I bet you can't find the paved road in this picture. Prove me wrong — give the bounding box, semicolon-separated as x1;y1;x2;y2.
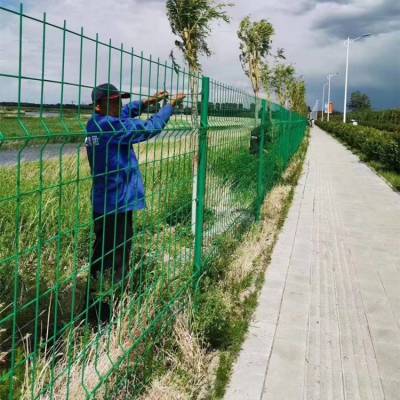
0;143;84;167
0;132;182;167
225;126;400;400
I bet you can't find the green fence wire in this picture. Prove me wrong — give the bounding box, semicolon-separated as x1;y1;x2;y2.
0;4;307;399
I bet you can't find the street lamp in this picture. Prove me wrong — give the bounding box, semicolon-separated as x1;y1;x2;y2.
327;72;339;122
321;82;328;121
343;33;372;123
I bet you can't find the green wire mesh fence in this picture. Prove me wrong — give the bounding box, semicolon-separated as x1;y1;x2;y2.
0;4;307;399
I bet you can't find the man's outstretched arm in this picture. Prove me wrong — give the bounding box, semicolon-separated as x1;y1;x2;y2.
121;91;170;118
110;94;186;144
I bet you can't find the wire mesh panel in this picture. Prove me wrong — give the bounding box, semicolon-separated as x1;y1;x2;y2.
0;5;307;399
202;80;258;255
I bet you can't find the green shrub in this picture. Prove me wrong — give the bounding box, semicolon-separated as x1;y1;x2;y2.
195;286;234;349
317;121;400;172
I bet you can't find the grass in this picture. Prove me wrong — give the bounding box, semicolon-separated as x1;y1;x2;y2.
367;160;400;191
0;114;193;150
0;146;194;323
0;116;86;142
0;126;259;398
16;280;194;399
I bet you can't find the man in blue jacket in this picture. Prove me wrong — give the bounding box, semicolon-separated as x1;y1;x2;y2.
86;83;184;318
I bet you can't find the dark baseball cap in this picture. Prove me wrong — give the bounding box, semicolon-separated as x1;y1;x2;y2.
91;83;130;104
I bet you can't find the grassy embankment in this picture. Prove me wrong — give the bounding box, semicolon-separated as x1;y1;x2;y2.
139;130;310;400
317;121;400;190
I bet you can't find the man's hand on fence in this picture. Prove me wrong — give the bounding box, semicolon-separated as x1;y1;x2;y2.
170;94;186;107
143;91;169;107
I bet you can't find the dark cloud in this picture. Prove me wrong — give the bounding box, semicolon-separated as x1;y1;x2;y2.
1;0;397;110
279;0;352;16
306;0;351;6
306;61;400;112
313;0;400;38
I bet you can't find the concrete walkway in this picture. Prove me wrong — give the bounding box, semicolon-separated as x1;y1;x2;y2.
225;126;400;400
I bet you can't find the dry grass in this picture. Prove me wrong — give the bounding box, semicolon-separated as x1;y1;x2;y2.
225;134;309;293
0;316;6;366
20;291;154;400
224;184;291;292
140;313;219;400
140;377;188;400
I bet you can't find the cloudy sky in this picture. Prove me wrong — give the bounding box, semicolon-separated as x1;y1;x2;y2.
0;0;399;110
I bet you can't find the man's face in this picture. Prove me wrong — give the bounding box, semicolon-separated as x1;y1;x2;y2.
96;97;122;117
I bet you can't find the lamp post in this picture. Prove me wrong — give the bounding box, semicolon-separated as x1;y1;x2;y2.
343;34;372;123
327;73;338;122
321;82;328;121
313;99;319;121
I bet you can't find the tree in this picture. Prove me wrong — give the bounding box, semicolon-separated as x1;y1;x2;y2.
348;91;371;112
261;53;308;115
271;63;295;107
166;0;232;120
261;48;285;99
166;0;232;232
238;17;275;102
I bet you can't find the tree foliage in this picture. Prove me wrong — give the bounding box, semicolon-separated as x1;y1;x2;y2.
261;63;273;99
348;91;372;112
262;61;308;115
290;78;308;116
166;0;232;73
238;17;275;97
270;63;295;107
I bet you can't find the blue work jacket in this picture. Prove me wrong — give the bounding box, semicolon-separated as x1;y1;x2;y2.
86;101;174;215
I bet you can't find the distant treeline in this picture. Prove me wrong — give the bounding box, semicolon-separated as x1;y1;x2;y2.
0;102;92;111
142;101;257;117
350;109;400;123
1;101;258;117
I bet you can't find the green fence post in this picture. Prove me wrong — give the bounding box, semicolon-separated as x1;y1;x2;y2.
193;76;210;290
256;99;267;221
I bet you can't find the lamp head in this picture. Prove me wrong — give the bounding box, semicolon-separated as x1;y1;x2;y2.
353;33;373;41
327;72;339;79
